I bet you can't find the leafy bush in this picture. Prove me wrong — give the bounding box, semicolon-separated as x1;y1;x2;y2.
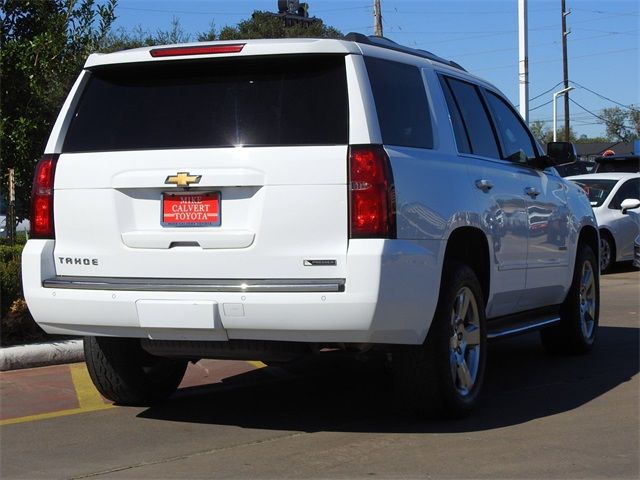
0;232;28;246
0;244;23;315
0;243;46;346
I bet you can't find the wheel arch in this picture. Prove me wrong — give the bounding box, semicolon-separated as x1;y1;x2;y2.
442;227;490;306
580;225;601;266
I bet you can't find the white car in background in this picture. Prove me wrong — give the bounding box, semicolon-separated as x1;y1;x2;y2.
567;173;640;272
0;197;30;239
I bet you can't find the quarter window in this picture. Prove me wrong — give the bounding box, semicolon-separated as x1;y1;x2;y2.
365;57;433;149
440;77;471;154
444;77;500;159
485;91;536;164
609;178;640;210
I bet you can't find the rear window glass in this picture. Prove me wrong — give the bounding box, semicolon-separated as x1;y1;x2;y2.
364;57;433;149
572;179;617;207
63;55;348;152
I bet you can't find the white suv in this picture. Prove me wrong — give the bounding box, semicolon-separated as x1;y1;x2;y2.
23;34;600;417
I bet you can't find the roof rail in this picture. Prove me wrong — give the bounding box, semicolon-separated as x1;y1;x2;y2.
344;32;466;72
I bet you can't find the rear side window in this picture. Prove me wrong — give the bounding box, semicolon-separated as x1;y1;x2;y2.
63;55;348;152
364;57;433;149
485;91;536;164
443;76;500;159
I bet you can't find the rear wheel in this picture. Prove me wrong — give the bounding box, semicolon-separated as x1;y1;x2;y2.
393;262;486;418
84;336;187;406
540;244;599;354
599;232;615;273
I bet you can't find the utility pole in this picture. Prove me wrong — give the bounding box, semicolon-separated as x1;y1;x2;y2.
374;0;383;37
518;0;529;124
561;0;571;141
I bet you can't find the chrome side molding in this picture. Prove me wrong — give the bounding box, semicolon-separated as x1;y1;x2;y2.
43;276;346;293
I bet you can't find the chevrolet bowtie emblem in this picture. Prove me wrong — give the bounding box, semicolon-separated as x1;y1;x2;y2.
165;172;202;187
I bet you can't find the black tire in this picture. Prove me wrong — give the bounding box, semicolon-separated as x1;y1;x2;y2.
540;244;599;355
84;336;188;406
393;262;487;419
599;232;615;274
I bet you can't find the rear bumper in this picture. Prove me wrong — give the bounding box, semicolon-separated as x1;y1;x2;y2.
22;239;441;345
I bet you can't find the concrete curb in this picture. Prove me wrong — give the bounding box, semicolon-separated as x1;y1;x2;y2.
0;339;84;371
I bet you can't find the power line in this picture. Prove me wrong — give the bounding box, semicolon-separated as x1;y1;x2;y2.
529;99;554;112
118;6;248;16
578;28;639;36
530;81;565;102
314;5;370;13
515;82;564;109
569;98;633;131
571;8;640;17
473;47;637;72
386;5;558;16
570;81;639;111
444;30;638;59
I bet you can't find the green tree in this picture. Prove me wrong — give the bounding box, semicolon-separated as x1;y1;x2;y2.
100;18;190;53
629;107;640;137
529;120;551;145
528;120;577;146
600;106;640;142
198;10;342;41
1;0;117;221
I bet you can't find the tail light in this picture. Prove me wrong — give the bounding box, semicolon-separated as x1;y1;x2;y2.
348;145;396;238
30;154;59;239
150;44;245;57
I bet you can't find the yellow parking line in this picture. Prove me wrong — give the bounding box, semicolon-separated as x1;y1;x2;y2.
0;404;113;426
2;361;269;426
69;363;111;410
0;364;113;427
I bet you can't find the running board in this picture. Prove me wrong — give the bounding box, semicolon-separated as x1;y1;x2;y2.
487;307;562;340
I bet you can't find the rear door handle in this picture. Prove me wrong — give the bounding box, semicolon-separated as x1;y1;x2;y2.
525;186;541;198
475;179;494;192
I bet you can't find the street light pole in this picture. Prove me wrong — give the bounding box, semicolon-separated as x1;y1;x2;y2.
518;0;529;123
553;86;574;142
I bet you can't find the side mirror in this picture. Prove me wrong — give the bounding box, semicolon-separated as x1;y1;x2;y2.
621;198;640;214
546;141;577;166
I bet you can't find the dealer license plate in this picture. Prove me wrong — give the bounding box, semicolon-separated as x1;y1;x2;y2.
161;192;221;227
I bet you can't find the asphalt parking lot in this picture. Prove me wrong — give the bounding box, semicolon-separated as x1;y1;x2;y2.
1;265;638;479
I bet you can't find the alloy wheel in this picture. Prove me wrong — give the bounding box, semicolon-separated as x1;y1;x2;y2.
579;260;596;340
600;237;611;271
449;287;481;396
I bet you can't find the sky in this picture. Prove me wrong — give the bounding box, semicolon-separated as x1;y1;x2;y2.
110;0;640;139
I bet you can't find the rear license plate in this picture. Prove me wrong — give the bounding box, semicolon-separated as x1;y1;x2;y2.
161;192;220;227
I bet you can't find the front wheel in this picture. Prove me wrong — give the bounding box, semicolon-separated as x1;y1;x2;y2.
600;234;614;273
393;262;487;418
540;244;599;355
84;336;188;406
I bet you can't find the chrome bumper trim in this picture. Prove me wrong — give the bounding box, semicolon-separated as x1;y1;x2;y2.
43;276;346;293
